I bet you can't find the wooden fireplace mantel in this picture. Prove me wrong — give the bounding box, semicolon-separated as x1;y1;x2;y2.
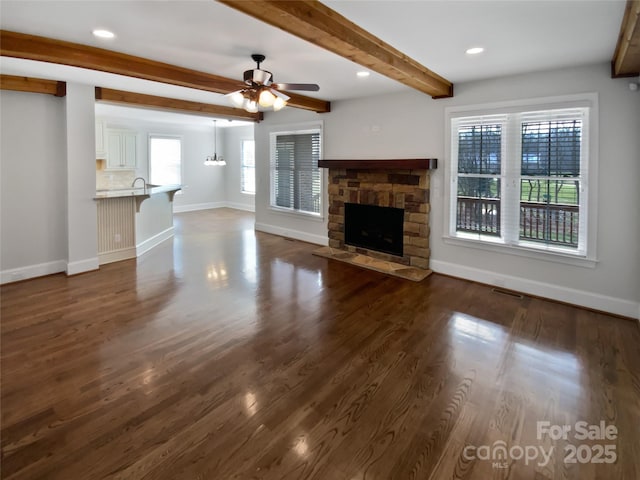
318;159;437;170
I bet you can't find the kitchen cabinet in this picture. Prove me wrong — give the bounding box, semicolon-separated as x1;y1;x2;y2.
95;120;106;159
106;129;137;170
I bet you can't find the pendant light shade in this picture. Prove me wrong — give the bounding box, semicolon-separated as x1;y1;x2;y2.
229;91;245;108
258;89;276;107
245;100;259;113
204;120;226;166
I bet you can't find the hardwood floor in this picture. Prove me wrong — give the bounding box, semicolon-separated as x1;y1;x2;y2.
1;208;639;480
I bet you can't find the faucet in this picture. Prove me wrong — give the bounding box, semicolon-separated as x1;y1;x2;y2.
132;177;146;191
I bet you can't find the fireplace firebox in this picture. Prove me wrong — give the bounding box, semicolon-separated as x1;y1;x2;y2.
344;203;404;257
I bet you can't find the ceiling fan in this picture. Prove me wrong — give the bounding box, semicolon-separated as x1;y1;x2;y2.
227;54;320;113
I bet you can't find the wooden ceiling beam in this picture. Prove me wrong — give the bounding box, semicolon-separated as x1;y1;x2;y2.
0;30;330;113
95;87;263;122
218;0;453;98
612;0;640;77
0;74;66;96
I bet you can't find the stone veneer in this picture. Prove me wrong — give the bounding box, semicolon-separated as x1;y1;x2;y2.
327;168;431;270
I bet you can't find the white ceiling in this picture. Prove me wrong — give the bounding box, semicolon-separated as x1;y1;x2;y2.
0;0;627;123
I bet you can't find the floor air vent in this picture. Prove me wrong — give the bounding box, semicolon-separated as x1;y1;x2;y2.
491;287;524;299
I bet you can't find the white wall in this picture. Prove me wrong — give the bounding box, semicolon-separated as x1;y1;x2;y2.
254;63;640;318
0;90;68;281
65;83;99;275
96;116;227;212
223;124;255;212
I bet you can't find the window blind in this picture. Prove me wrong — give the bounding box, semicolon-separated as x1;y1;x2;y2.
452;115;506;239
518;113;584;250
272;131;321;214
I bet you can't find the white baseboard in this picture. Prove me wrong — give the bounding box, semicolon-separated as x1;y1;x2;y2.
174;201;255;214
98;247;137;265
430;259;640;319
66;257;99;276
173;202;226;213
255;222;328;246
136;226;174;257
225;201;255;212
1;260;66;284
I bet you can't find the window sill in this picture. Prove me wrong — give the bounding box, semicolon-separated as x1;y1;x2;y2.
442;235;597;268
269;206;324;222
241;191;256;196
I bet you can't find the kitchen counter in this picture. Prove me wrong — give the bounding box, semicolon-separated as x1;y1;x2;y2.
95;184;181;265
94;184;181;199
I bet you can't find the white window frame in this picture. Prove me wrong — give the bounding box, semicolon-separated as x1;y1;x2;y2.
269;123;324;220
148;134;183;187
240;138;256;195
444;93;598;267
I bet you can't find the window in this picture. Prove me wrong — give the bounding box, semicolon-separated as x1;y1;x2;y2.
447;96;595;259
270;128;322;216
456;122;503;237
149;135;182;185
241;139;255;194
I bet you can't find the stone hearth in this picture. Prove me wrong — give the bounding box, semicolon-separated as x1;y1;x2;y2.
315;159;436;281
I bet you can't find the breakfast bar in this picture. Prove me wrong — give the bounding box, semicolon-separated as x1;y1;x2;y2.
94;184;181;264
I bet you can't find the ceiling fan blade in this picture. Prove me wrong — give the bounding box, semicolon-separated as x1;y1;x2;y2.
272;83;320;92
270;88;290;101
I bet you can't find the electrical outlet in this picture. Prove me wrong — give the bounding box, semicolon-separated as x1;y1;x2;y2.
115;233;121;243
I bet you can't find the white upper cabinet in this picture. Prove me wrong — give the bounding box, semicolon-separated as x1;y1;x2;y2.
106;128;137;170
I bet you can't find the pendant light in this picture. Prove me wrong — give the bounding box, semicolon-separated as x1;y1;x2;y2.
204;120;226;166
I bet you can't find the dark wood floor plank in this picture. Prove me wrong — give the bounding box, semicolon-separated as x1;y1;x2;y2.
1;208;638;480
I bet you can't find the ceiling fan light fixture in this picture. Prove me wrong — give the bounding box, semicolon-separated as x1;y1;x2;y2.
273;96;287;111
229;91;245;108
228;54;315;113
245;100;259;113
258;88;276;107
245;68;273;86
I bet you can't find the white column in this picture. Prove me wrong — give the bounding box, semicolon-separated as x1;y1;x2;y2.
65;82;99;275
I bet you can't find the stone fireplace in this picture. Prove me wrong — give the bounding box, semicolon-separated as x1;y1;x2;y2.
314;159;436;281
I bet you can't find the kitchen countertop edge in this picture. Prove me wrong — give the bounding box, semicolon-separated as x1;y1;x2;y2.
94;184;182;200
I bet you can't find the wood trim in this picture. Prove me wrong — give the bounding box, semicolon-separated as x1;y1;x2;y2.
280;91;331;114
0;30;331;113
318;159;437;169
612;0;640;77
0;74;66;96
218;0;453;99
95;87;263;122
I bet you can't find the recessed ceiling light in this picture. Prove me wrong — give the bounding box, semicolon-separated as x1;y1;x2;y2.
357;71;370;78
466;47;484;55
92;29;115;39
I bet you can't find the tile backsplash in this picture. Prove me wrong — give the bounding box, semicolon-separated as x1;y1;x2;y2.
96;160;137;190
